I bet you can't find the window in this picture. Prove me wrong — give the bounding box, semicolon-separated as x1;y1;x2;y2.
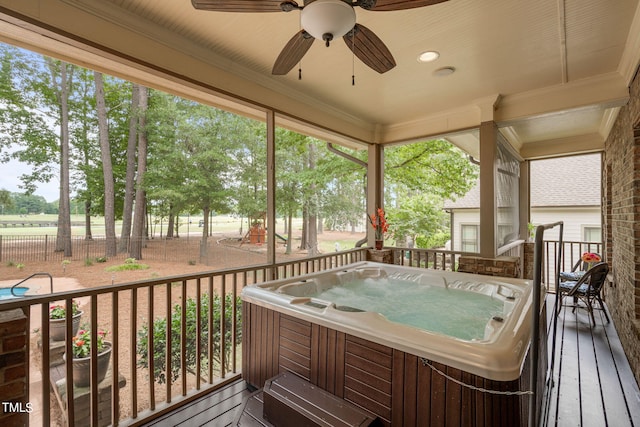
583;226;602;243
461;224;479;252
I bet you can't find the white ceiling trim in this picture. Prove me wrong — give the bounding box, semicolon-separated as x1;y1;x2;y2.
618;1;640;84
520;133;603;160
496;72;629;124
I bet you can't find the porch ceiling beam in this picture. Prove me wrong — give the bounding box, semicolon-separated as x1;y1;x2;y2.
519;132;604;160
495;72;629;125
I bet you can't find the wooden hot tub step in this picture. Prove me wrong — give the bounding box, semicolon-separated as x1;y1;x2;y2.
234;390;274;427
262;372;380;427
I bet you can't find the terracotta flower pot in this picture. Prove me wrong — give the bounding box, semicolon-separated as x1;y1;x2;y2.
375;240;383;250
65;342;112;388
49;311;83;341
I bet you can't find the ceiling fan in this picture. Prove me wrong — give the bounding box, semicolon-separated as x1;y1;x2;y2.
191;0;449;76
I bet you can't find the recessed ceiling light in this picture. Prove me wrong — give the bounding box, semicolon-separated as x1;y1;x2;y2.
433;66;455;76
418;51;440;63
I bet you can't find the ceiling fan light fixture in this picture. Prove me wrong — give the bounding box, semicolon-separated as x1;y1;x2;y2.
418;50;440;63
301;0;356;44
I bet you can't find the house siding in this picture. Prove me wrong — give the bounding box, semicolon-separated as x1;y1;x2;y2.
449;208;600;252
603;66;640;386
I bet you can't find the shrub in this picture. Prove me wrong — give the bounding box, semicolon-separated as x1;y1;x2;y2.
136;293;242;384
105;258;149;272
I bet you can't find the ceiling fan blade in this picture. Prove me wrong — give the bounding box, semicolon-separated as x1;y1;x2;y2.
343;24;396;74
191;0;286;12
364;0;449;11
272;31;315;75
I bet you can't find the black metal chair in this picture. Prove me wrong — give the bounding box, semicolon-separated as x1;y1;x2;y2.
557;261;610;326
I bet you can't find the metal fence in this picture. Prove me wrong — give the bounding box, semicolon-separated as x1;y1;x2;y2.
0;235;238;265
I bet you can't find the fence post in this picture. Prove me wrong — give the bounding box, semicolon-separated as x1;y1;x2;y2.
44;235;48;261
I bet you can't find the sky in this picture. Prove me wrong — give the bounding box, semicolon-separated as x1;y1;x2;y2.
0;157;60;202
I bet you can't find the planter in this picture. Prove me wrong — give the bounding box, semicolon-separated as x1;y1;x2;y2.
65;342;112;388
375;240;383;250
50;311;83;341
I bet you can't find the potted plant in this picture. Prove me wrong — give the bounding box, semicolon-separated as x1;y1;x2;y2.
581;252;601;270
368;208;389;250
65;328;112;387
49;300;83;341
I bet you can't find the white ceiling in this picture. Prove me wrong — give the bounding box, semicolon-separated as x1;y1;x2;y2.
0;0;638;159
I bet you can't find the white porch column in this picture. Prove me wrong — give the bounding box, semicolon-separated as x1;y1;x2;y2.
266;110;276;273
519;160;531;240
479;121;498;258
367;143;384;247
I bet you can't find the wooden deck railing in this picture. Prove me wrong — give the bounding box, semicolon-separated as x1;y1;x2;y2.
0;240;600;425
0;248;369;426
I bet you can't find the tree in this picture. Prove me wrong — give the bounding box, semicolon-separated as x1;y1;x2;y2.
119;83;141;252
94;71;117;256
130;86;148;260
45;58;74;256
0;189;14;213
384;139;478;245
275;128;307;254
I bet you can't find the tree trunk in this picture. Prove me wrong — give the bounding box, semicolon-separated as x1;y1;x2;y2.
200;206;210;263
84;199;93;240
119;83;141;253
300;205;307;250
130;86;148;260
166;206;175;239
50;60;72;257
307;143;318;256
285;211;293;255
46;58;73;257
94;71;117;257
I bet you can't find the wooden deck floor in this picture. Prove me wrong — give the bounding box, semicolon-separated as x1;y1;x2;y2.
542;294;640;427
141;295;640;427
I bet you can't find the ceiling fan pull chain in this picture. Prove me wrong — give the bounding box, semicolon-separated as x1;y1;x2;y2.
351;30;356;86
299;66;302;80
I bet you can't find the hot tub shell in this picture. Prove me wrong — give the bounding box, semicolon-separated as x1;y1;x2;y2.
242;262;547;426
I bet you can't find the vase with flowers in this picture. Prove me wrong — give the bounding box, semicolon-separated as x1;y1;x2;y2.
581;252;601;270
368;208;389;250
49;300;83;341
64;328;111;387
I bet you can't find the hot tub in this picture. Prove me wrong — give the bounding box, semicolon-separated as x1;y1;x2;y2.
0;286;38;300
242;261;547;427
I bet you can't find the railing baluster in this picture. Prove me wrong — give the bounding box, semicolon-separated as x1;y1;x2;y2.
65;298;75;426
90;295;99;426
112;291;121;423
196;278;202;391
208;276;214;384
232;273;238;374
165;282;171;403
181;280;187;397
131;287;138;418
220;275;226;379
147;286;154;411
41;303;51;427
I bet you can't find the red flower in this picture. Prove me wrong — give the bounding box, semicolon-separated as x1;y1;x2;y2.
581;252;601;263
368;208;389;239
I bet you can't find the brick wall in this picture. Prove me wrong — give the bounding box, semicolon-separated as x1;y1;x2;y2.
603;67;640;386
0;309;29;427
457;255;520;278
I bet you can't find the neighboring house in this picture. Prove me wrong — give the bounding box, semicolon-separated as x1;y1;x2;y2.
444;154;601;252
